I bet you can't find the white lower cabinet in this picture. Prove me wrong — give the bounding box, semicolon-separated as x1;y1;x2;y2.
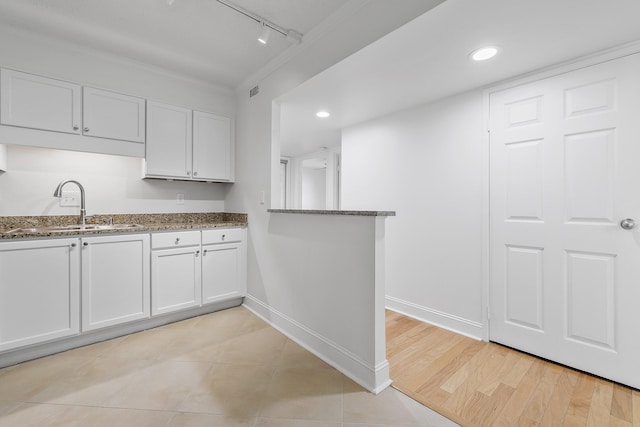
0;226;246;355
81;234;150;331
0;238;80;352
150;228;246;315
151;231;202;316
201;228;246;305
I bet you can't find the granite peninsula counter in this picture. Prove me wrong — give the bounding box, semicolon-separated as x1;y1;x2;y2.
268;209;395;216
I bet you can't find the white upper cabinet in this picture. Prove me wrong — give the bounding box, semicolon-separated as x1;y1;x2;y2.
0;68;81;134
0;68;145;157
193;110;232;181
145;102;234;182
145;101;192;179
82;86;145;143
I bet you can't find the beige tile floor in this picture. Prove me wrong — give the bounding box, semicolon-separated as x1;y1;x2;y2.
0;306;459;427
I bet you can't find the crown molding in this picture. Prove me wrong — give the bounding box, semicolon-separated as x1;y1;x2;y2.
237;0;371;93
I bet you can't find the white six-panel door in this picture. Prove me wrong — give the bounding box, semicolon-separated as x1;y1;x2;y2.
489;53;640;389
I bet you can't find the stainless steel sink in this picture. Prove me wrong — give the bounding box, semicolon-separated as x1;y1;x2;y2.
4;224;145;234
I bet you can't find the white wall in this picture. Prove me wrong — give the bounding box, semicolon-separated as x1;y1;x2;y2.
0;26;234;216
301;167;326;210
0;145;225;216
225;1;441;391
341;90;485;338
245;213;389;392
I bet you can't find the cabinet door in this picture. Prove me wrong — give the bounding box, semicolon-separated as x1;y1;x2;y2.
145;101;192;179
0;68;81;134
151;246;201;315
193;110;232;181
83;87;145;143
0;238;80;352
201;242;244;305
81;234;150;331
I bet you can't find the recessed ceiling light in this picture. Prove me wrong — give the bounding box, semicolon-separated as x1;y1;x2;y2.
470;46;499;61
316;111;330;118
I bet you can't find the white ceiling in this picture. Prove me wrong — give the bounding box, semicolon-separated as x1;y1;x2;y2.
0;0;350;88
279;0;640;156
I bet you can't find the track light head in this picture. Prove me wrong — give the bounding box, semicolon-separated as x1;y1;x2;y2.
258;23;270;45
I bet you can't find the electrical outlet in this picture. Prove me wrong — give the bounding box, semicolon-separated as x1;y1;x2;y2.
59;190;81;207
176;193;185;205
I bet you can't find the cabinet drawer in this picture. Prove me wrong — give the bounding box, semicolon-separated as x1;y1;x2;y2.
152;230;200;249
202;228;243;245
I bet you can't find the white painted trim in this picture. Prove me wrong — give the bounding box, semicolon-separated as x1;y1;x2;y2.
270;100;282;209
0;144;6;171
238;0;371;92
0;123;145;158
0;26;234;98
371;216;389;393
481;40;640;345
386;296;483;341
483;39;640;97
243;295;392;394
481;86;491;343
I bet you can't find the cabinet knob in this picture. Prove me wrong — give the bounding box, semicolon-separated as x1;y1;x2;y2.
175;237;180;244
195;250;200;257
73;125;79;131
194;171;198;177
70;243;77;248
83;242;89;247
186;171;191;176
83;127;90;133
203;249;208;255
221;234;225;241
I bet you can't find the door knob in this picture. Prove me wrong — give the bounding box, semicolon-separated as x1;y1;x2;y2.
620;218;636;230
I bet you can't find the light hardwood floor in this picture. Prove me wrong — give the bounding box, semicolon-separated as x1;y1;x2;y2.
386;310;640;427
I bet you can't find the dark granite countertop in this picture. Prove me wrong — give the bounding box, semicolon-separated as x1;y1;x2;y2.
268;209;395;216
0;212;247;240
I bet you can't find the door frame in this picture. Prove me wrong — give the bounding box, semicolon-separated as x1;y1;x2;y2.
480;40;640;342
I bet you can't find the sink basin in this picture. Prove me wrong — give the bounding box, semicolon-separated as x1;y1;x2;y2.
5;224;145;234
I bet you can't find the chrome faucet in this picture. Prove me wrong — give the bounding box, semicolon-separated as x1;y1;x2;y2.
53;179;87;225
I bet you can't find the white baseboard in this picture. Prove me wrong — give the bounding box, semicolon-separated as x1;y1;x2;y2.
386;296;484;340
243;295;391;394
